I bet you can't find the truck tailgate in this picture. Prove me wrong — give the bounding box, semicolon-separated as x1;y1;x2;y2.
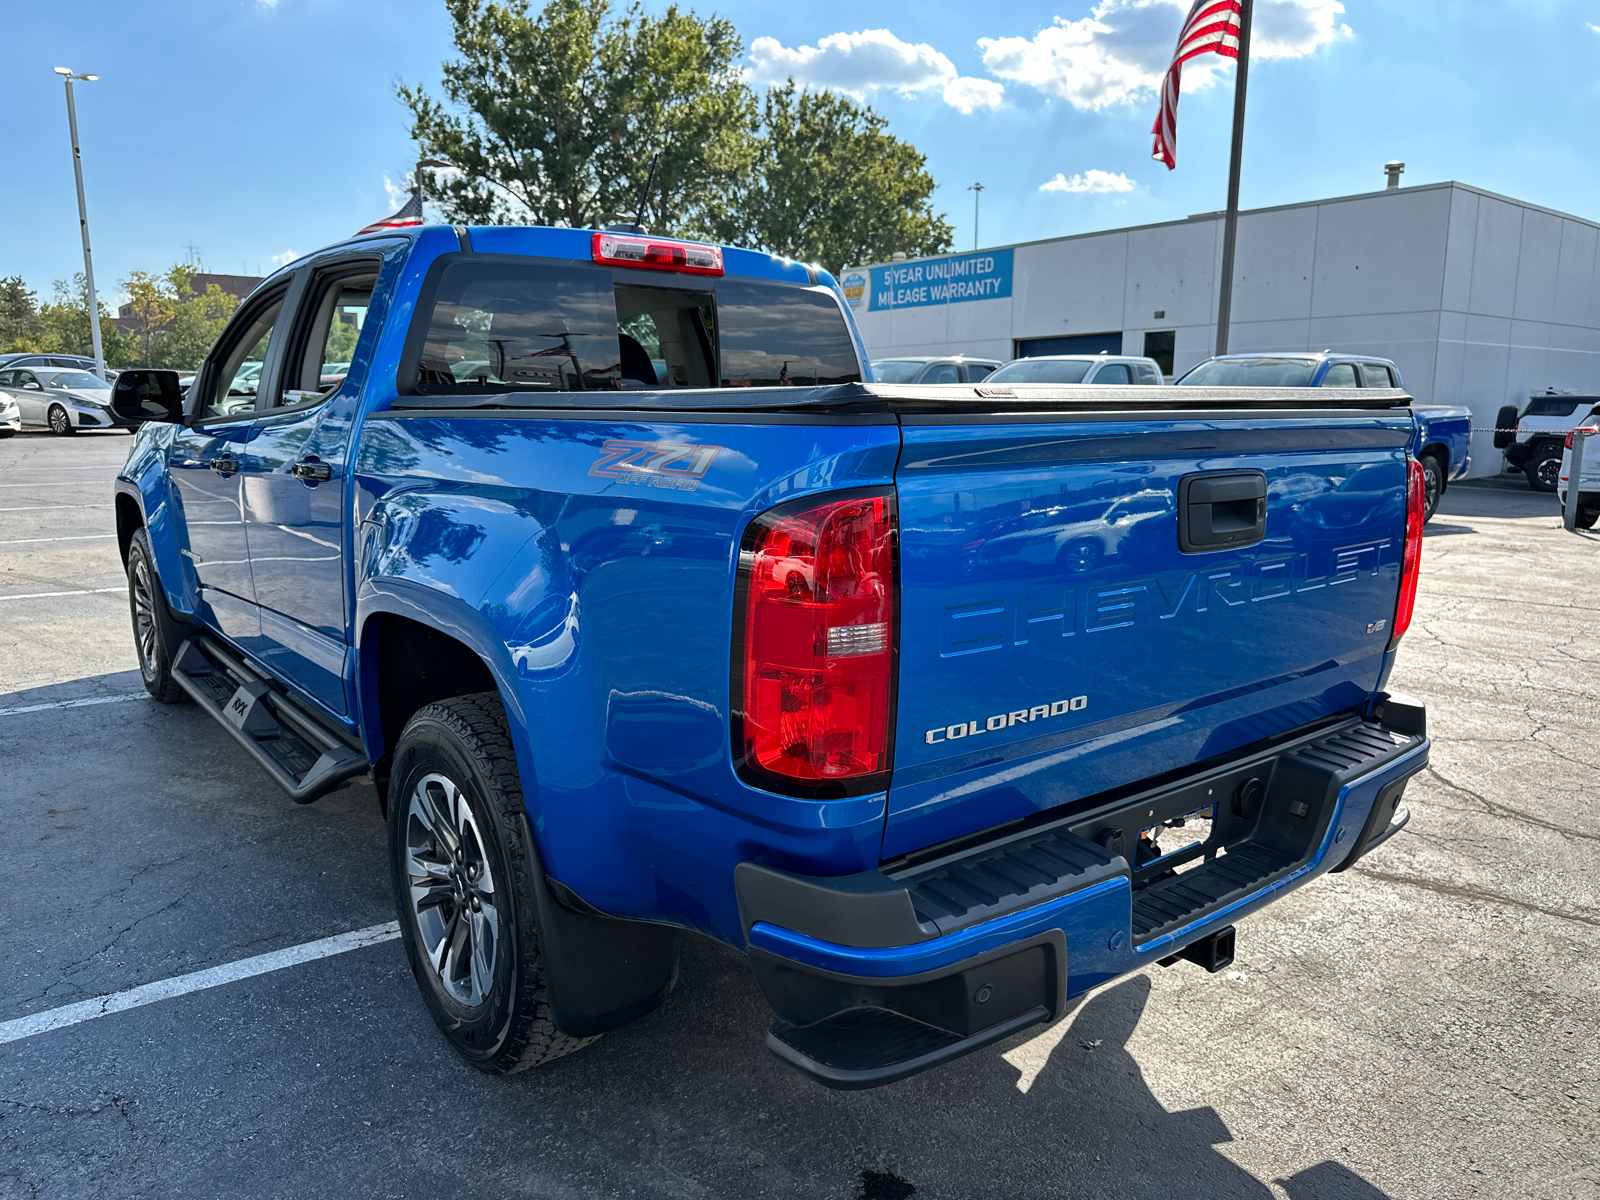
886;408;1413;859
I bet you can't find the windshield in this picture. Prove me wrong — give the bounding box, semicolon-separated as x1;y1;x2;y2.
871;360;925;384
986;359;1093;385
44;371;106;391
1179;357;1318;387
408;260;861;395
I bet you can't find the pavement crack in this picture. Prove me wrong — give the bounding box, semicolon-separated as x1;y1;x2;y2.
1423;766;1600;843
1354;867;1600;929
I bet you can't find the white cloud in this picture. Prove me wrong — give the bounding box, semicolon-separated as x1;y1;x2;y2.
1040;169;1135;193
748;29;1004;112
943;76;1005;113
269;250;299;267
980;0;1350;111
382;174;410;211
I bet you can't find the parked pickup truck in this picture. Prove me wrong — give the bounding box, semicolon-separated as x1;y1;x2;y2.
109;225;1430;1090
1410;405;1471;521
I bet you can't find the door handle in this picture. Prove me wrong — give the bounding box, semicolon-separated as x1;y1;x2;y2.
291;460;333;482
1178;471;1267;553
209;456;238;475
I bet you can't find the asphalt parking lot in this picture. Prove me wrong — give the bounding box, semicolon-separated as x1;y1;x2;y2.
1;431;1596;1200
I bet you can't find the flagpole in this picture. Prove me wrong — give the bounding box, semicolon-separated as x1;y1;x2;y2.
1214;0;1253;356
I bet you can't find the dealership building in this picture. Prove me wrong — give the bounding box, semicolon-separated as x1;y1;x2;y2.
842;179;1600;478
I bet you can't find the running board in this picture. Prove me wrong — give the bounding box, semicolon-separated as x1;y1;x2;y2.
170;637;369;803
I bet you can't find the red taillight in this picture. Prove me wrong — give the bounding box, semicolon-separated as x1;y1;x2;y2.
1390;457;1425;647
1565;424;1599;449
591;231;724;276
734;491;896;794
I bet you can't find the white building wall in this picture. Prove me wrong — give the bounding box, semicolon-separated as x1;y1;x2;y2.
849;182;1600;477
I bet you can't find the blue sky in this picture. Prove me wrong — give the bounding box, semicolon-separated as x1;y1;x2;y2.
5;0;1600;303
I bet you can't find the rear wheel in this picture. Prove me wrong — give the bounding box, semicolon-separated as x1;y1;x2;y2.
1577;508;1599;531
47;404;74;436
127;529;189;704
389;692;595;1074
1421;455;1445;522
1525;444;1561;492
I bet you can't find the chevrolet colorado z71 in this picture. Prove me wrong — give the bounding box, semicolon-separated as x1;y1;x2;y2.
109;224;1430;1088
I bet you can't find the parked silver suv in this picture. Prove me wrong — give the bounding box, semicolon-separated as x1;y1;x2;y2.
870;355;1002;384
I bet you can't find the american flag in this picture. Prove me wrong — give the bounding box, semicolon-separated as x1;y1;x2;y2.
1151;0;1243;170
355;190;423;236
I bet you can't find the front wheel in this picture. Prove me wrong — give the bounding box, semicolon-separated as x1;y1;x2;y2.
47;405;75;436
1421;455;1444;522
127;529;189;704
388;692;595;1074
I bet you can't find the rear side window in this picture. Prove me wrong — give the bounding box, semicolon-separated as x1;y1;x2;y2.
405;259;861;395
1179;358;1317;387
1359;362;1395;388
1093;363;1132;384
871;360;925;384
963;363;995;382
1321;363;1358;387
1134;362;1161;385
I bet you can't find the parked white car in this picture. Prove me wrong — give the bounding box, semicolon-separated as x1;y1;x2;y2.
0;367;124;434
984;354;1165;386
0;393;19;437
1558;417;1600;529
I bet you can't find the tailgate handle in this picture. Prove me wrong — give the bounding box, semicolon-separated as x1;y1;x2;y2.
1178;471;1267;553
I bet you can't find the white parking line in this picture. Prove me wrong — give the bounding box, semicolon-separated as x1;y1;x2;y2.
0;504;113;511
0;587;123;602
0;693;147;717
0;922;402;1047
0;533;117;545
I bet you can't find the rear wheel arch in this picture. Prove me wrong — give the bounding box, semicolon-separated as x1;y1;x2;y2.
359;612;508;812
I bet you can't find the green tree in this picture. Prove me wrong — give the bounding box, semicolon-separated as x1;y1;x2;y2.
121;270;179;362
37;275;137;366
398;0;756;233
714;84;953;277
149;276;239;371
0;277;44;351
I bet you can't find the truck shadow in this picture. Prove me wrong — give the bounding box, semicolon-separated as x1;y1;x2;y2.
527;937;1395;1200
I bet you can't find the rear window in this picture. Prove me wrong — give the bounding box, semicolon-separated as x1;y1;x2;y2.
1179;357;1318;387
406;258;861;396
1524;396;1589;418
986;359;1093;384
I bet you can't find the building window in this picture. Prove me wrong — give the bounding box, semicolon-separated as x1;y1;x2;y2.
1143;330;1175;377
1015;332;1123;358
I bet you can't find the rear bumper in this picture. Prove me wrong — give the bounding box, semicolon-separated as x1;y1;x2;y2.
739;700;1429;1088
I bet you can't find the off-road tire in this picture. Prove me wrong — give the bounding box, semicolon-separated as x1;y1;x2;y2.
126;528;189;705
388;691;596;1074
1525;444;1562;493
1421;454;1445;522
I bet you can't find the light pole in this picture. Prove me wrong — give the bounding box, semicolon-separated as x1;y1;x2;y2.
967;181;984;251
53;67;105;381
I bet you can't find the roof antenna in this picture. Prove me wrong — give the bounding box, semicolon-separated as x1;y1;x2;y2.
633;152;661;232
602;152;660;235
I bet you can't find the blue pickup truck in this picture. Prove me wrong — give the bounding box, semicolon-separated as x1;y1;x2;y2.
109;225;1430;1089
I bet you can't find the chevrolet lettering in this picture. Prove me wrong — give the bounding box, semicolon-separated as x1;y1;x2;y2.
112;218;1430;1093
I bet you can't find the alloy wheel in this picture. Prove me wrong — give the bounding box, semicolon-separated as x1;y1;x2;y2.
1536;456;1561;489
48;405;70;435
130;555;159;680
404;772;500;1008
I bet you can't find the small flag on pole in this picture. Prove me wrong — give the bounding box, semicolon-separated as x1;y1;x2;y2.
355;191;423;236
1152;0;1243;170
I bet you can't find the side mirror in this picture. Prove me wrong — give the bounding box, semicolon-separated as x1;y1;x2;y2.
111;369;184;424
22;381;41;390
